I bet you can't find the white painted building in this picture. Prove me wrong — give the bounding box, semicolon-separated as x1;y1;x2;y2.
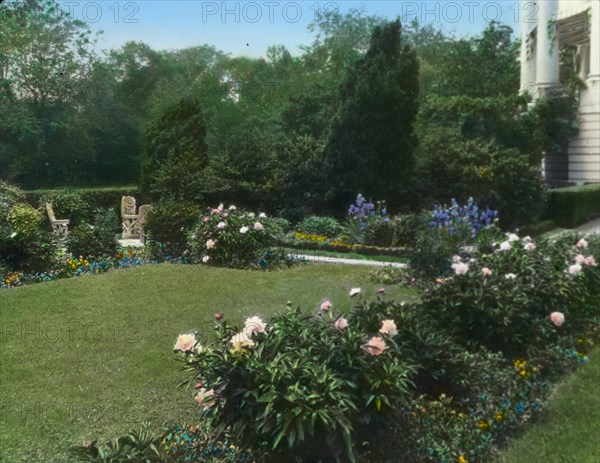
519;0;600;184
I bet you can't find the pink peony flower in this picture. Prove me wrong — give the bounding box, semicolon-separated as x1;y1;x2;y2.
568;263;582;275
451;262;469;275
239;226;249;234
320;300;332;312
379;319;398;337
364;336;386;356
575;254;586;264
550;311;565;327
217;222;226;229
195;388;216;408
174;333;197;352
576;238;588;248
253;222;264;231
206;239;216;249
211;209;221;214
584;255;596;266
349;287;361;297
334;317;348;330
524;242;536;252
244;316;267;334
481;267;492;276
202;256;210;263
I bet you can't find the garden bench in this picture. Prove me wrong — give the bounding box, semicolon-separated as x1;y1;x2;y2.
46;203;70;237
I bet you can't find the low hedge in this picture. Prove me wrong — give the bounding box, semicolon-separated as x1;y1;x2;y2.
22;186;144;217
278;237;409;258
543;184;600;228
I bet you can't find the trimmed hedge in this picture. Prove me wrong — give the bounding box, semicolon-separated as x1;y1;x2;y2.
543;184;600;228
22;186;143;217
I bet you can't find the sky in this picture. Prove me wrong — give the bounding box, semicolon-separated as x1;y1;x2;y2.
53;1;524;57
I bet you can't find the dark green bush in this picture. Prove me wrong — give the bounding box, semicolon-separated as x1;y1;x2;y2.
145;201;202;258
542;184;600;228
37;190;90;226
296;215;341;238
67;208;119;260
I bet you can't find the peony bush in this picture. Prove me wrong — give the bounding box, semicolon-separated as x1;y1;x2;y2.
188;204;276;268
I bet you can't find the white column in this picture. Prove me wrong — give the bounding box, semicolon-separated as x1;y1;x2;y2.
520;0;533;93
536;0;560;95
589;0;600;80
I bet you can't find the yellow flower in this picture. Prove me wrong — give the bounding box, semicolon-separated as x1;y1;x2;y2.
495;412;503;422
458;455;468;463
478;420;489;430
519;369;528;377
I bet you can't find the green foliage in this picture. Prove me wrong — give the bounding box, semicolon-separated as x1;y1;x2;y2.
144;201;202;258
367;266;409;285
67;209;119;260
7;203;44;236
297;216;341;238
177;303;417;461
543;184;600;228
38;190;90;226
141;96;209;202
419;236;591;356
188;206;275;268
410;227;464;278
325;19;420;207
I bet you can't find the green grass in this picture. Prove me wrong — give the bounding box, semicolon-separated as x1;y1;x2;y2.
0;263;417;462
494;347;600;463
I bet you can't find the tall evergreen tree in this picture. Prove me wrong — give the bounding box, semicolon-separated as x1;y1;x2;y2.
324;20;420;208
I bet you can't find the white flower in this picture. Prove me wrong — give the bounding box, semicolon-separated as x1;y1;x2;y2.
481;267;492;276
10;232;17;238
451;262;469;275
576;238;588;249
575;254;586;265
522;236;532;242
498;241;512;251
504;273;517;280
217;221;226;229
379;319;398;336
524;242;536;252
506;233;520;242
253;222;263;231
239;226;249;234
568;263;582;275
206;239;216;249
244;316;267;335
349;287;361;297
174;333;197;352
230;332;255;351
202;256;210;263
259;212;267;219
217;203;224;211
247;212;255;219
452;255;461;264
229;205;236;211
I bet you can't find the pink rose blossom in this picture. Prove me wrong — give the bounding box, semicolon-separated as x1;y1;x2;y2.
576;238;588;248
364;336;386;356
379;319;398;337
174;333;197;352
320;300;332;312
253;222;264;231
451;262;469;275
334;317;348;330
568;263;582;275
195;388;216;408
481;267;492;276
575;254;586;264
550;312;565;327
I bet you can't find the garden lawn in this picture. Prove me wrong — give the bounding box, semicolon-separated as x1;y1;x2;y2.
495;346;600;463
0;263;417;462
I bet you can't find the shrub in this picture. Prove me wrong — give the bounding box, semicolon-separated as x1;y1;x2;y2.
368;266;410;285
188;205;276;268
388;213;429;248
175;303;417;461
418;234;590;356
67;208;119;260
542;183;600;228
7;203;44;236
144;201;202;258
38;190;90;226
296;216;341;238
